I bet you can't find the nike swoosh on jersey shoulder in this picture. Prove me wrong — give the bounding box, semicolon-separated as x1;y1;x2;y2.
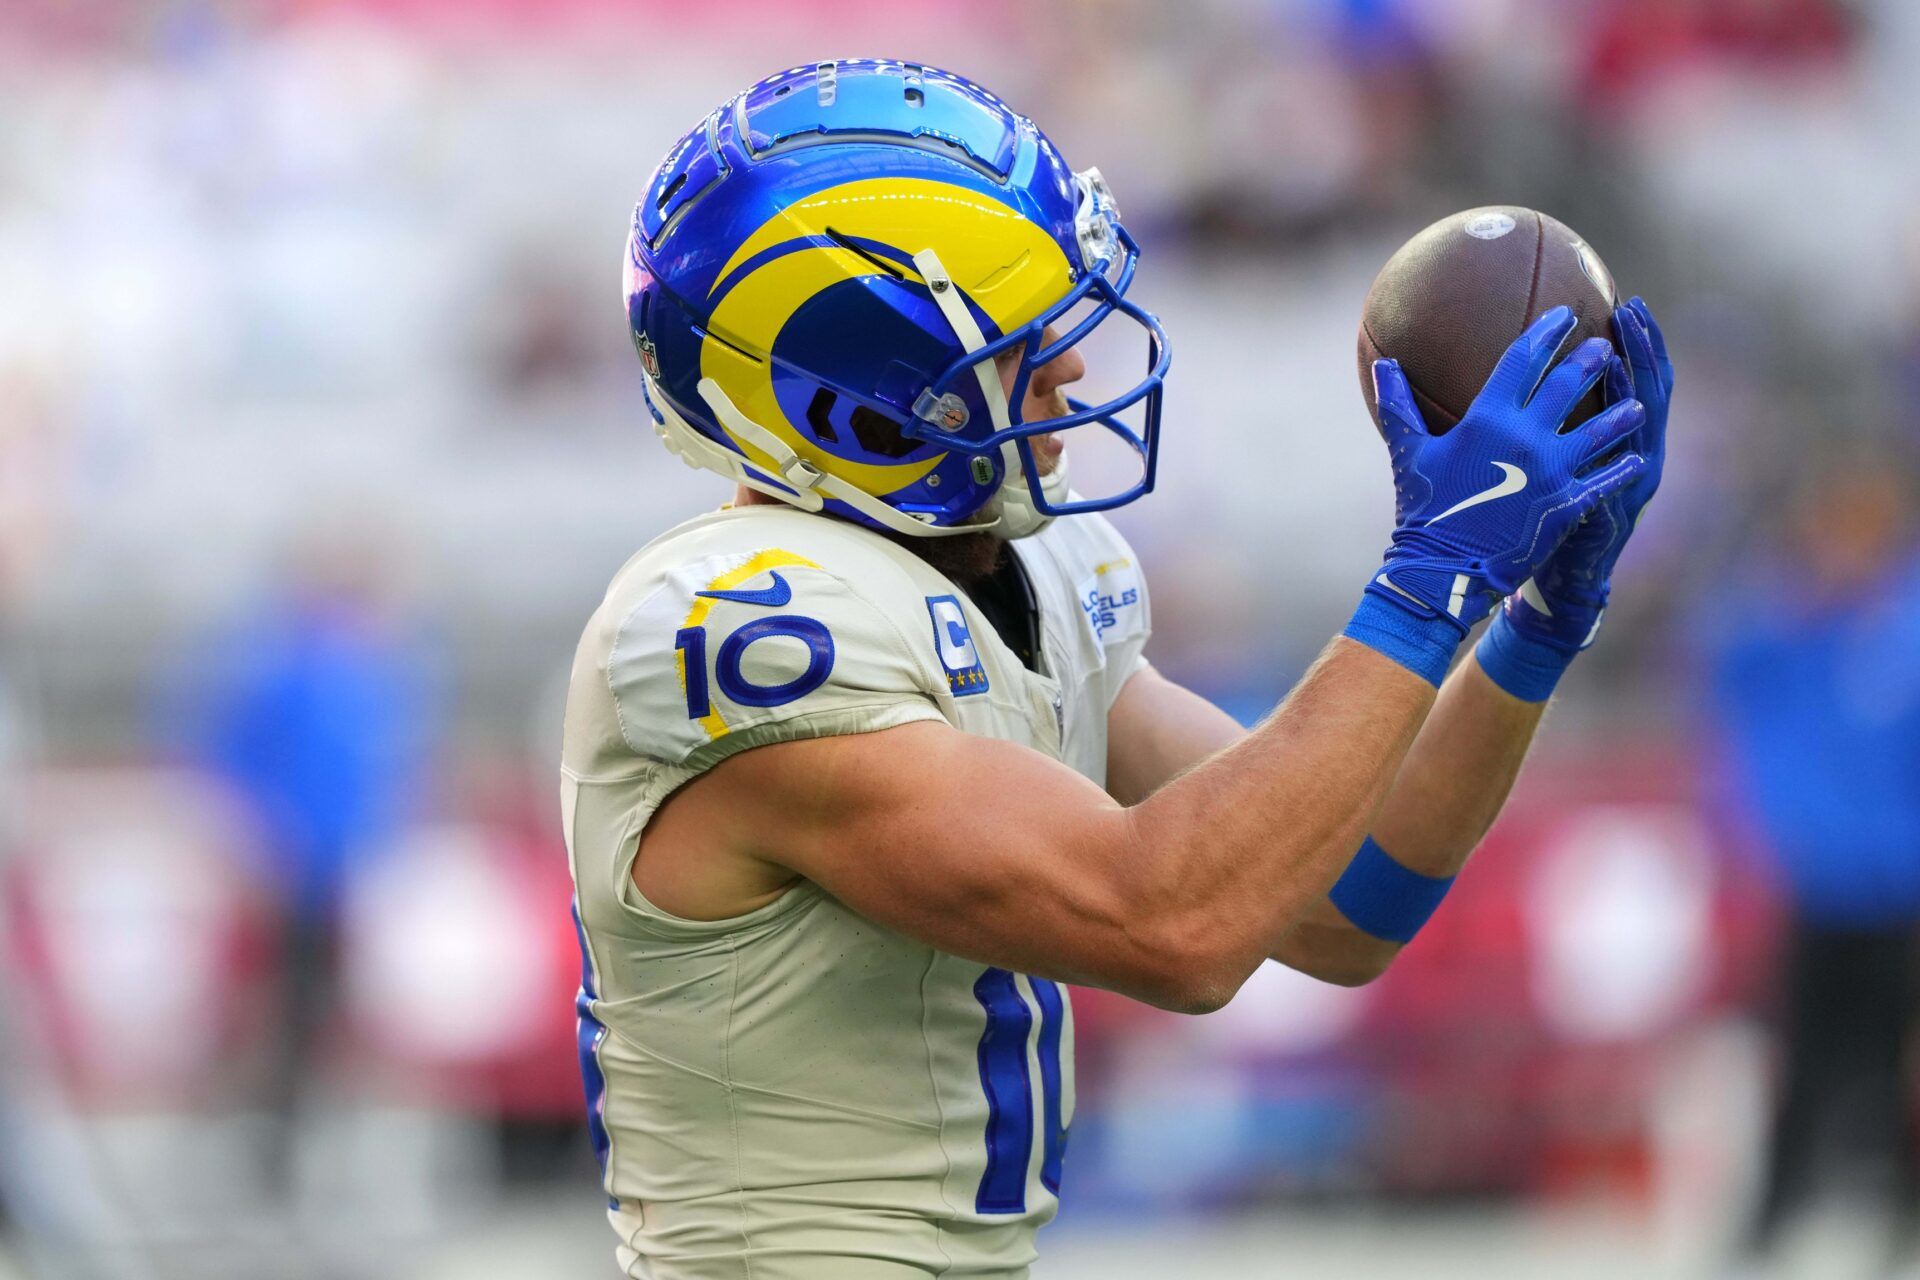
695;570;795;607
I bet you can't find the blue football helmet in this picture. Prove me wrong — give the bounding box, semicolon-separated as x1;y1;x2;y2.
624;60;1170;539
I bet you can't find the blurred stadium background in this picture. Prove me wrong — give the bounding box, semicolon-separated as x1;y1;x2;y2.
5;0;1920;1276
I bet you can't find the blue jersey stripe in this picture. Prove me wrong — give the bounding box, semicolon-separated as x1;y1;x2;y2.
1030;977;1067;1195
971;967;1036;1213
571;900;615;1206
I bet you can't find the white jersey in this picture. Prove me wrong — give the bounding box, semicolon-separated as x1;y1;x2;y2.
560;503;1152;1279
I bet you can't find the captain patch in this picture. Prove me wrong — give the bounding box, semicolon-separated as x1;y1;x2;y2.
925;595;990;697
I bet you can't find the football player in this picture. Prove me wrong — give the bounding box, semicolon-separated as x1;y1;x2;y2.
562;60;1674;1280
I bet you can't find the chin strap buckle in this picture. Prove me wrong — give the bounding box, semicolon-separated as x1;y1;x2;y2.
777;454;823;490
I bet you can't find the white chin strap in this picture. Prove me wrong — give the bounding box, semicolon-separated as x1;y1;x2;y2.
647;372;989;539
981;448;1068;540
912;248;1059;540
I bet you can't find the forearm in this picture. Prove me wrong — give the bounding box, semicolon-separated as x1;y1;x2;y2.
1103;664;1245;805
1117;635;1436;1002
1271;650;1547;982
1375;654;1547;869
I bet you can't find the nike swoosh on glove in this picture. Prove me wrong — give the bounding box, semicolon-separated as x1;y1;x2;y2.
1501;296;1674;653
1367;305;1650;636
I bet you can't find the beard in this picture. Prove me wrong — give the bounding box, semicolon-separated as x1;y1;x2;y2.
891;428;1066;584
883;526;1006;586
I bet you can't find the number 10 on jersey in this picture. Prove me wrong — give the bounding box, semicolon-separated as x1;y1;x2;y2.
973;968;1067;1214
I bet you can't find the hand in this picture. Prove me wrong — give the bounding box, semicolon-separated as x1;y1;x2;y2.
1366;306;1650;634
1500;297;1673;652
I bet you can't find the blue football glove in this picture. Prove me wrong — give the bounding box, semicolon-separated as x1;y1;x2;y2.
1475;298;1671;699
1496;296;1673;658
1365;306;1649;636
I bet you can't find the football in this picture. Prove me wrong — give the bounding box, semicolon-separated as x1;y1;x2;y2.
1357;206;1620;436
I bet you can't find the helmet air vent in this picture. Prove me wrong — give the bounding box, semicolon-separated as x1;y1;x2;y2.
805;387;841;443
848;404;923;458
640;112;730;249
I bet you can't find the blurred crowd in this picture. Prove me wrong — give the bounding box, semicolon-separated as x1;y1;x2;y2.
5;0;1920;1277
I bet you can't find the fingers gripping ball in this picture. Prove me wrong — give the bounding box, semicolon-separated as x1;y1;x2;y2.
1346;305;1649;684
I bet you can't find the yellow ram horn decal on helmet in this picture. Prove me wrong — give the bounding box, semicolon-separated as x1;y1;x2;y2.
700;177;1074;499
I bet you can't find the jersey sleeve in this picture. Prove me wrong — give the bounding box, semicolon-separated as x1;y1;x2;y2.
607;547;946;769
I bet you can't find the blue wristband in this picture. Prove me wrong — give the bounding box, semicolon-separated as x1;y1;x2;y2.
1328;836;1455;944
1343;593;1462;687
1473;610;1575;703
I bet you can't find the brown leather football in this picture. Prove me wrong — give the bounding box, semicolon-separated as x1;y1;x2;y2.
1358;206;1619;437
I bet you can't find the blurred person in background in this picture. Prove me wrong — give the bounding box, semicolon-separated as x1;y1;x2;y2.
1701;457;1920;1271
186;523;438;1181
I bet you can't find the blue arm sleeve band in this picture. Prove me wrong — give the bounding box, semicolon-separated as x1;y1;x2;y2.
1473;610;1574;703
1342;593;1461;688
1328;836;1456;944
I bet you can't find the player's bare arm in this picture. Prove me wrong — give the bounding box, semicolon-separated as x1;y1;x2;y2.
1275;656;1549;983
1102;662;1242;806
644;636;1431;1013
1100;607;1552;984
1104;649;1545;986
